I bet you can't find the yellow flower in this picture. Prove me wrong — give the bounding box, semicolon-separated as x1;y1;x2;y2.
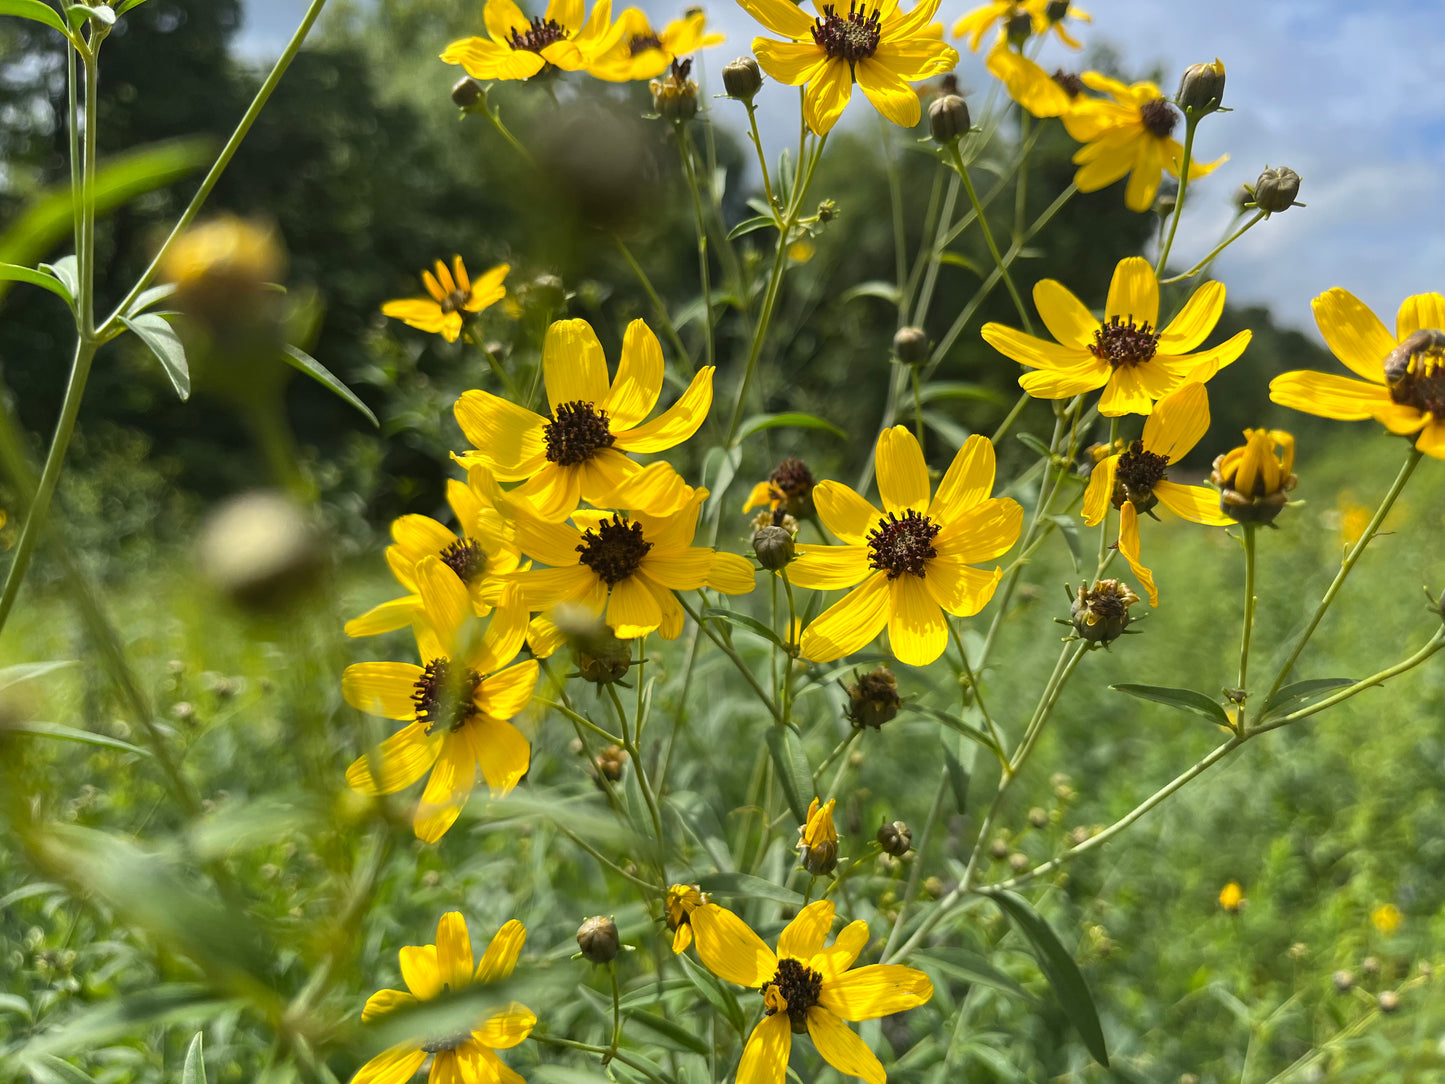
691;899;932;1084
1218;882;1244;913
441;0;623;80
381;257;509;345
351;913;535;1084
344;567;538;842
798;797;839;876
1083;382;1231;606
455;318;713;522
665;883;708;953
1269;289;1445;459
1335;492;1371;550
1028;0;1090;48
981;256;1251;416
1062;74;1225;212
1210;428;1297;525
791;427;1022;667
986;43;1081;118
1371;903;1402;935
954;0;1090;52
743;456;816;516
507;487;756;640
740;0;958;136
587;7;723;82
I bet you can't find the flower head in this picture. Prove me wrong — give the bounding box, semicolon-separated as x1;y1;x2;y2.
954;0;1089;52
351;913;534;1084
986;43;1082;118
665;884;708;953
1082;382;1232;605
743;456;816;517
1269;289;1445;459
741;0;958;136
381;257;508;345
1062;74;1225;212
588;7;724;81
1211;429;1297;525
1371;903;1402;935
691;899;932;1083
792;428;1021;666
798;797;839;876
343;571;538;842
1218;882;1244;914
982;257;1251;416
441;0;624;80
455;318;713;521
1069;578;1139;644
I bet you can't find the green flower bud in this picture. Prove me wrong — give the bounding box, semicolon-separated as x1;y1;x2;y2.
452;77;484;111
929;94;970;144
1378;990;1400;1013
752;525;795;570
1069;580;1139;645
723;56;763;101
651;59;698;123
893;326;929;365
876;820;912;857
1176;58;1225;115
577;916;620;964
1253;166;1301;213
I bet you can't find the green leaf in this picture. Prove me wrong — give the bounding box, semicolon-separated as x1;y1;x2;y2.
4;722;150;758
940;727;974;814
121;314;189;400
0;660;76;694
1015;431;1053;460
765;725;813;826
627;1010;711;1055
727;214;776;240
917;382;1008;406
697;872;804;906
702;606;783;649
1259;677;1355;721
19;984;228;1060
1049;514;1082;572
0;882;63;910
0;992;33;1020
0;262;73;305
936;251;982;274
113;0;147;10
777;148;795;204
30;1056;98;1084
64;2;114;26
181;1032;207;1084
906;703;996;755
1111;683;1231;727
281;345;378;426
912;947;1030;1000
125;282;176;316
838;280;901;305
734;412;846;443
39;255;79;299
986;891;1109;1067
677;949;746;1035
0;0;72;36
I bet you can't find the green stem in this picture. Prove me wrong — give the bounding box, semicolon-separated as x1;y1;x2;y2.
1154;114;1197;276
947;619;1005;765
881;116;906;323
1235;525;1257;731
910;172;959;327
910;366;924;444
676;123;714;373
614;236;692;371
744;101;777;213
947;141;1032;333
78;37;98;334
1160;210;1266;284
606;683;665;862
480;98;534;167
679;596;782;722
880;768;948;960
606;964;622;1061
1013;113;1030;246
532;1036;670;1084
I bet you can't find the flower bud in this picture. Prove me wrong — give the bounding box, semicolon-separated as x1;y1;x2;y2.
651;59;698;122
1378;990;1400;1013
816;199;839;224
1027;807;1049;829
1253;166;1301;214
1044;0;1070;19
752;524;795;570
1069;579;1139;645
843;666;901;729
929;94;971;144
798;797;838;877
1211;429;1297;525
876;820;912;857
1005;10;1032;46
1332;969;1355;993
452;77;484;111
1176;58;1225;115
197;491;324;612
722;56;763;101
1233;182;1255;213
1361;955;1381;977
988;837;1010;860
577;916;620;964
1008;852;1029;873
591;744;628;786
893;326;929;365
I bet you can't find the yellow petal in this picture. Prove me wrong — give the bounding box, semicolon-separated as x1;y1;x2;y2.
525;615;564;659
478;659;539;722
632;486;706;551
509;565;603;613
1032;279;1098;348
347;723;441;796
814;481;883;545
777;900;835;961
810;920;869;980
755;37;828;86
934;496;1021;564
477;919;527;983
982;322;1095;371
1123;136;1164;213
1156;280;1224;354
544;318;611;412
1268;370;1390;421
440;37;546;80
392;514;458;568
507;463;583;524
817;963;934;1020
1081;453;1117;527
1157;329;1251;387
343;662;424;719
1019;365;1108;400
871;36;957;82
454;391;548;481
875;426;931;514
798;572;892;663
1414;419;1445;459
655;582;685;640
472;589;529;676
1154;480;1232;526
672;924;693;954
736;1013;791;1084
400;944;442;1000
350;1046;426;1084
806;1007;885;1084
1071;136;1135;192
1105;256;1159;329
610;461;693;516
475;1004;537;1049
381;298;447;333
804;58;853;136
611;366;714;453
429;1049;462;1084
855;56;921;128
577;448;640;507
787;544;870;590
362;988;417;1022
742;480;776;513
691;904;778;987
707;552;759;595
1142;380;1210;461
986;43;1070;117
484;0;530;42
738;0;815;37
415;555;470;651
1098;364;1154;417
601;319;664;430
921;557;1001;617
635;547;712;591
414;731;477;842
928;434;995;520
469;717;530;797
888;574;948;665
1117;501;1157;607
606;575;663;638
474;1046;525;1084
436;913;475;992
1311;288;1394;383
1396;292;1445;342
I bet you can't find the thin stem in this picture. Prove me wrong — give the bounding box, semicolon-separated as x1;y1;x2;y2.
880;769;948;960
743;101;777;212
909;173;959;327
988;391;1029;446
676;123;714;373
1154;114;1197;276
614;236;692;371
78;38;98;334
480;98;534;167
606;964;622;1061
947;141;1032;333
947;619;1005;763
1235;525;1257;730
881;116;907;322
910;366;925;444
532;1036;670;1084
1160;210;1266;284
680;596;783;722
538;699;624;746
606;683;665;859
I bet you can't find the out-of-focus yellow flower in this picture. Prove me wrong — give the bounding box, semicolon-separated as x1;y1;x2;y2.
161;215;285;330
381;257;508;345
1336;492;1371;550
665;883;708;953
740;0;957;136
1211;428;1297;526
792;427;1022;667
798;797;838;876
986;43;1083;118
743;456;816;516
350;913;534;1084
587;7;723;82
1270;290;1445;459
1083;382;1232;606
982;257;1251;416
1371;904;1402;934
953;0;1090;52
786;239;815;264
1218;882;1244;913
691;899;932;1084
1062;74;1225;212
441;0;624;80
1030;0;1090;48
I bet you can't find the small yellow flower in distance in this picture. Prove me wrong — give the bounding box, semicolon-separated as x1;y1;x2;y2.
986;43;1083;118
793;427;1022;667
691;898;932;1084
1336;492;1371;550
441;0;624;80
1269;289;1445;459
665;884;708;953
455;318;713;521
587;7;724;82
741;0;958;136
344;573;538;842
798;797;839;876
982;257;1251;416
954;0;1090;52
1029;0;1090;48
351;913;534;1084
507;487;756;640
1211;428;1297;526
1218;881;1244;913
1083;382;1232;606
1371;903;1402;934
1062;74;1226;212
381;257;508;345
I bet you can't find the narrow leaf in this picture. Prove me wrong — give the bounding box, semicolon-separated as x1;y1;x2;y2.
0;262;73;305
30;1056;97;1084
281;346;378;426
1015;431;1052;460
181;1032;207;1084
838;280;901;305
765;725;813;826
734;412;846;443
64;2;113;26
1049;514;1082;572
0;660;76;694
726;215;776;241
125;282;176;316
1259;677;1355;721
5;722;150;758
19;985;226;1060
1111;683;1231;726
0;0;71;36
940;728;973;814
121;314;189;400
39;255;79;299
627;1010;710;1055
697;872;804;906
917;382;1008;406
677;949;746;1035
703;607;783;649
907;704;996;754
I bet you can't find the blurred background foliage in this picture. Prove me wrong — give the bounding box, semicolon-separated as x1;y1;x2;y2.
1;0;1442;1081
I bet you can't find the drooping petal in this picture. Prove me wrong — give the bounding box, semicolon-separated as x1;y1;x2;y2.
1397;292;1445;342
1311;288;1394;383
1019;365;1109;399
436;913;475;993
1156;280;1224;354
1033;279;1099;348
875;426;931;514
934;496;1022;563
810;920;869;980
343;662;424;719
1142;380;1210;461
888;574;948;666
982;323;1096;371
754;37;828;85
928;434;996;521
474;1046;525;1084
804;58;853;136
777;900;835;961
1123;136;1164;213
350;1045;427;1084
477;919;526;983
362;988;417;1022
414;731;479;842
1104;256;1159;329
817;963;934;1020
1081;453;1117;527
1071;137;1136;192
601;319;664;430
798;572;892;663
611;366;714;452
544;319;612;413
690;904;777;987
381;298;448;334
921;557;1001;618
347;723;442;796
855;57;922;128
806;1007;885;1084
736;1014;791;1084
707;552;760;595
1154;480;1232;526
454;391;548;480
400;944;442;1000
416;555;472;651
475;1004;537;1049
1268;370;1390;421
814;481;883;545
787;544;870;589
1117;501;1157;606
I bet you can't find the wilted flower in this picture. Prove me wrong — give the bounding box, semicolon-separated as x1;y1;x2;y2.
798;797;839;876
665;884;708;953
1211;429;1297;525
843;666;901;729
876;820;912;856
1069;579;1139;644
743;456;816;517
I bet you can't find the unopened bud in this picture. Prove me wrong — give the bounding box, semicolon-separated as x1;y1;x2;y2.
722;56;763;101
843;666;901;729
989;838;1010;860
1028;807;1049;829
651;59;698;122
1253;166;1301;214
801;839;838;876
1069;580;1139;645
752;525;795;570
816;199;838;224
591;744;628;786
876;820;912;857
929;94;970;144
1176;59;1225;115
1378;990;1400;1013
1332;969;1355;993
452;77;484;111
1008;852;1029;873
1233;183;1255;213
1005;10;1031;46
577;916;619;964
893;326;929;365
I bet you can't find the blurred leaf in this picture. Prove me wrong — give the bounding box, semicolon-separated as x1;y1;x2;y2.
1259;677;1355;721
765;725;812;826
121;314;189;400
64;2;114;27
677;948;746;1035
838;280;901;305
113;0;148;10
940;728;973;814
986;891;1109;1067
532;1069;609;1084
1049;514;1082;572
1015;431;1052;460
0;0;71;36
912;947;1030;1000
184;793;327;860
30;1056;98;1084
734;412;845;443
182;1032;207;1084
936;251;982;274
701;445;741;517
281;346;379;426
777;148;795;205
1111;684;1231;727
703;606;782;649
0;882;63;910
906;704;996;755
20;984;231;1061
697;872;804;907
0;262;74;306
918;382;1008;406
0;660;77;693
727;215;775;241
39;255;79;299
0;992;33;1020
125;282;176;316
627;1010;710;1054
923;410;969;447
4;721;150;757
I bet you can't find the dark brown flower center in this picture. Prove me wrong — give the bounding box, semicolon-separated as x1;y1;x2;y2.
577;514;652;585
1384;329;1445;418
867;509;940;579
438;289;471;315
770;456;814;499
544;400;616;466
628;32;663;54
509;16;568;52
1112;440;1168;514
1090;316;1159;368
440;539;487;584
763;957;822;1034
1052;69;1084;97
812;2;881;63
412;658;484;735
1140;96;1178;139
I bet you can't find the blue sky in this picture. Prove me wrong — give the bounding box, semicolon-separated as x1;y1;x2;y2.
236;0;1444;335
